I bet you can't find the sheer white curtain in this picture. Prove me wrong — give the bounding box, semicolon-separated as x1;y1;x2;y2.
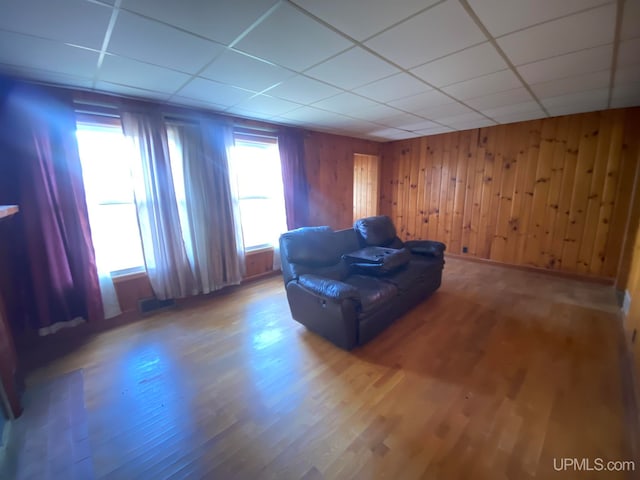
166;119;244;293
121;109;195;300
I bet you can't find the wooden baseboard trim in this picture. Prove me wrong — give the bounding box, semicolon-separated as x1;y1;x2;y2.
445;253;615;285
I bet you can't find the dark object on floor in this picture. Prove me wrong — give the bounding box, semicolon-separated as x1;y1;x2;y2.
0;369;94;480
280;215;445;349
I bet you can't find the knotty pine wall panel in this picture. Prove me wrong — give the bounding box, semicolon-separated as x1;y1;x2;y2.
353;154;380;222
304;131;380;230
380;108;640;278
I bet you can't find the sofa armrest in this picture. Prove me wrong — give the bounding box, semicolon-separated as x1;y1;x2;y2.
298;274;360;302
404;240;446;257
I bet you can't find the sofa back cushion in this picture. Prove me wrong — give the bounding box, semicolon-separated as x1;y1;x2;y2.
354;215;403;247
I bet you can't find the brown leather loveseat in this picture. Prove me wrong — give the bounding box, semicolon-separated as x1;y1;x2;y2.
279;215;445;349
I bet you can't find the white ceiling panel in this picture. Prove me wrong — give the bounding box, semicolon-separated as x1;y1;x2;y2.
411;42;508;87
305;47;399;90
388;89;455;113
0;64;94;89
466;88;534;111
94;81;171;101
279;106;354;124
420;102;475;119
492;110;547;125
375;112;426;128
0;31;99;79
365;1;486;68
169;96;228;112
349;103;411;122
621;0;640;40
482;101;544;118
498;4;616;66
618;38;640;67
263;75;341;104
415;126;455;135
439;111;487;125
233;94;300;116
442;70;522;100
200;50;294;92
531;70;611;98
98;55;191;94
611;81;640;107
233;3;352;71
448;118;497;130
122;0;279;45
0;0;111;49
394;119;441;131
517;44;613;84
291;0;439;41
368;127;417;140
468;0;608;38
353;73;430;102
541;88;609;116
312;92;381;114
175;77;255;106
108;11;224;75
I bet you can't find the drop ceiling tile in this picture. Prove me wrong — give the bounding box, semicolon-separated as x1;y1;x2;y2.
312;93;381;114
170;96;228;112
98;54;191;94
368;127;414;140
395;119;441;131
353;73;430;102
387;89;454;113
482;101;544;118
234;94;300;116
224;106;275;121
493;110;547;125
0;31;99;79
531;70;610;98
342;119;394;134
616;64;640;84
439;111;487;126
497;4;616;66
264;75;342;104
94;81;171;101
108;11;224;74
618;38;640;67
376;112;426;128
621;0;640;40
467;0;607;37
611;81;640;107
349;104;410;122
279;106;351;123
419;102;474;119
448;118;498;131
291;0;438;41
411;42;508;87
176;77;255;106
200;50;294;92
415;126;455;135
466;88;534;111
517;44;613;84
0;64;94;89
0;0;111;49
122;0;279;45
305;47;399;90
541;88;609;115
234;3;352;71
365;1;486;68
442;70;522;100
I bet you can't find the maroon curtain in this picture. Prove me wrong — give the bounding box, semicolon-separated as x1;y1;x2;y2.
278;128;310;230
0;80;102;331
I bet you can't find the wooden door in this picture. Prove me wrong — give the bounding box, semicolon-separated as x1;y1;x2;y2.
353;154;380;222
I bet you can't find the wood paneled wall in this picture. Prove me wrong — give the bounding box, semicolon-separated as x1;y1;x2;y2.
304;131;380;230
353;154;380;222
380;108;640;278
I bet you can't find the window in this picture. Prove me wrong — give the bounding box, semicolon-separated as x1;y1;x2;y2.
76;122;145;275
230;135;287;251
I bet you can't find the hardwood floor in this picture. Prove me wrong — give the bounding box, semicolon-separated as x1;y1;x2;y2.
23;257;636;479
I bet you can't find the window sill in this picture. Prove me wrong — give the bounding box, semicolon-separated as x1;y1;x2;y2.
245;245;274;255
111;267;147;282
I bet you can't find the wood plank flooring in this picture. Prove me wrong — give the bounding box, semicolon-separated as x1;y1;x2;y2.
23;258;636;479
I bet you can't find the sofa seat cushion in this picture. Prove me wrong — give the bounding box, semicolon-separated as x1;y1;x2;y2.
343;275;398;313
380;262;427;291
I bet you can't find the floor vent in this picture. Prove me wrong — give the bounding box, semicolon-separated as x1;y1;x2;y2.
138;297;176;315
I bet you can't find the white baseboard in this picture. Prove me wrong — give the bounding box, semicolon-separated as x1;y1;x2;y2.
623;289;632;317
